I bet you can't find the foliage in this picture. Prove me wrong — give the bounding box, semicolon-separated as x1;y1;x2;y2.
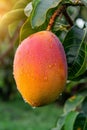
0;100;62;130
0;48;16;101
0;0;87;130
52;95;87;130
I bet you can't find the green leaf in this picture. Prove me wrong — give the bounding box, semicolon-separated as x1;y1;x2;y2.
13;0;32;9
51;114;67;130
63;26;87;80
24;2;33;17
82;97;87;117
74;113;87;130
32;0;40;6
20;17;37;42
81;0;87;6
67;6;80;20
64;111;79;130
31;0;62;28
0;9;26;30
20;16;48;41
8;21;20;37
64;95;85;114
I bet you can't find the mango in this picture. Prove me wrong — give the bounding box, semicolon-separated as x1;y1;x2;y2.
13;31;67;107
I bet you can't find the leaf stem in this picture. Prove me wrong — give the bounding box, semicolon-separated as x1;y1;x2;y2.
46;5;66;31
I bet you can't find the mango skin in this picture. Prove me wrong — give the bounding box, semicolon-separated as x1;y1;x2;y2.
13;31;67;107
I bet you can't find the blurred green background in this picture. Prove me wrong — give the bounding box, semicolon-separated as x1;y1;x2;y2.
0;0;87;130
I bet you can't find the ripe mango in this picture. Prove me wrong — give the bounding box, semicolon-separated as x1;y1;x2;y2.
13;31;67;107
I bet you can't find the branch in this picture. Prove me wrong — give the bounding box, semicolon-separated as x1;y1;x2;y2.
46;1;84;31
46;5;66;31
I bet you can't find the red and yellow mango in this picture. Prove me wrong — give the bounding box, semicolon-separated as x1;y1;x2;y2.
13;31;67;107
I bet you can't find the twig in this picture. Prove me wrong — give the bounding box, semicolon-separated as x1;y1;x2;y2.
46;5;66;31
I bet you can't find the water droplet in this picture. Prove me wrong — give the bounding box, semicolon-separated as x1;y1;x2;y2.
44;76;48;81
60;93;62;96
32;107;36;109
23;98;27;103
54;63;57;66
48;64;52;68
